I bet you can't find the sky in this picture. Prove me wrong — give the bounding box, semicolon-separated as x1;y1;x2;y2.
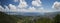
0;0;60;13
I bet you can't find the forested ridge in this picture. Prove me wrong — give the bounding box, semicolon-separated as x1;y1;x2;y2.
0;11;60;23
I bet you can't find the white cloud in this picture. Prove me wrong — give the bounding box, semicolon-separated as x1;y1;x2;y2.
4;4;17;12
18;0;28;8
37;7;44;12
9;4;17;10
0;4;17;12
18;7;51;12
37;7;53;12
52;1;60;10
4;5;10;12
0;5;5;12
32;0;41;6
28;7;36;12
18;9;28;12
4;5;9;10
0;5;53;13
19;7;52;12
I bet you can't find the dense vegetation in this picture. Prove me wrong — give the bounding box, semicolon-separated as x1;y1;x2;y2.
0;11;60;23
0;12;19;23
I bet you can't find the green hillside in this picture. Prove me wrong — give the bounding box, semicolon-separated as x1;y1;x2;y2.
0;11;60;23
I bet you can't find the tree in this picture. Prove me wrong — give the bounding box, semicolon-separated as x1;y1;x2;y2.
0;11;18;23
54;14;60;23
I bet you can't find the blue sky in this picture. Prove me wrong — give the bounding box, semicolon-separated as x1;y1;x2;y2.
0;0;56;8
0;0;54;7
0;0;60;13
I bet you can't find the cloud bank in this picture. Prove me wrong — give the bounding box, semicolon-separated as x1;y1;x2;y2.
0;0;57;13
52;1;60;11
32;0;41;6
18;0;28;8
0;5;5;12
